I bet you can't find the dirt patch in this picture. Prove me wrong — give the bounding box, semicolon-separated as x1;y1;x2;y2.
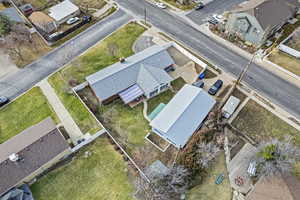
0;50;18;77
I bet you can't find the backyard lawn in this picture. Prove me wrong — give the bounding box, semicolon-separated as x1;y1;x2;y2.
0;87;58;144
268;50;300;77
187;153;232;200
48;22;146;135
232;100;300;146
31;137;135;200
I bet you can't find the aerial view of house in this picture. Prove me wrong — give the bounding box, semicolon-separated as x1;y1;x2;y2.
0;117;70;197
1;0;300;199
225;0;299;45
86;44;175;105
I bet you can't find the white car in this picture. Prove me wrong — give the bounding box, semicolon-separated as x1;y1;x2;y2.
155;2;167;9
67;17;80;25
212;14;223;22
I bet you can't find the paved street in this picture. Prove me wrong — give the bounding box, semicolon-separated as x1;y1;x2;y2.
117;0;300;119
186;0;247;24
0;9;132;99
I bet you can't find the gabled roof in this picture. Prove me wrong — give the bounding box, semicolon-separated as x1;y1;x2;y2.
86;44;175;101
48;0;79;22
150;84;216;148
0;118;69;196
232;0;299;30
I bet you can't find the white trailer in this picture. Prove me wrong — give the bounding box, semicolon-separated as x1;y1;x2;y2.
222;96;241;119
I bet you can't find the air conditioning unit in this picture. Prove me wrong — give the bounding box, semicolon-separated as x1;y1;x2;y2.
9;153;20;162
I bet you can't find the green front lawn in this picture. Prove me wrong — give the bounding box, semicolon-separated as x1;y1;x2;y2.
31;137;135;200
187;153;232;200
232;100;300;146
48;22;146;135
0;87;58;144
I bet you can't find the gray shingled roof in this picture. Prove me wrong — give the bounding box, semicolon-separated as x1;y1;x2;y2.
86;45;175;101
0;7;24;23
0;118;70;196
232;0;299;30
150;84;216;148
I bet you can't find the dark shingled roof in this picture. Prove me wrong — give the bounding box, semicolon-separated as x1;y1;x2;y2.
0;118;70;196
232;0;299;30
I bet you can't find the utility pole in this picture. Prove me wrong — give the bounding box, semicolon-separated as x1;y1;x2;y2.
144;7;147;25
234;28;270;88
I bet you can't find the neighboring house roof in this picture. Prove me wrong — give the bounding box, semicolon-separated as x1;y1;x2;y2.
246;174;300;200
228;143;258;194
29;11;54;24
86;44;174;101
0;7;24;23
0;117;69;196
48;0;79;22
1;184;33;200
232;0;299;30
150;84;216;148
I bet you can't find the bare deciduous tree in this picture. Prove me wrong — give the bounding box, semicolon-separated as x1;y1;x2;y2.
2;25;31;61
197;142;220;168
256;138;300;177
135;165;191;200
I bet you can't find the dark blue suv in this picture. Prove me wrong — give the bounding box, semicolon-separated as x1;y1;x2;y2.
208;79;223;95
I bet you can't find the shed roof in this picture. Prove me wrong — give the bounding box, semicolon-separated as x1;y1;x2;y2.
48;0;79;22
0;117;69;196
0;7;24;23
86;44;174;101
150;84;216;148
232;0;299;30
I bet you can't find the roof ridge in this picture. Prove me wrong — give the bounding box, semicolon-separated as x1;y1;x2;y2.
165;86;202;133
87;45;168;84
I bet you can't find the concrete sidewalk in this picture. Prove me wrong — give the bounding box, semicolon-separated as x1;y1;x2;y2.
198;24;300;86
38;80;83;144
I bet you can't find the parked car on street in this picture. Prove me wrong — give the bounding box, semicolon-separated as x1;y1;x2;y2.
195;2;204;10
67;17;80;25
192;80;204;88
0;96;9;107
208;79;223;95
208;18;219;25
155;2;167;9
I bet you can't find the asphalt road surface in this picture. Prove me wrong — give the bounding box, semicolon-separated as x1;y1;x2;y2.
186;0;246;25
0;9;132;99
117;0;300;119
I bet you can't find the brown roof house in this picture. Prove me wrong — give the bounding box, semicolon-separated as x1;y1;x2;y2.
246;174;300;200
28;11;57;33
0;117;71;197
225;0;300;46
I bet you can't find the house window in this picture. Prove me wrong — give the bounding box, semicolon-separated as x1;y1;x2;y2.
149;89;159;97
160;83;169;91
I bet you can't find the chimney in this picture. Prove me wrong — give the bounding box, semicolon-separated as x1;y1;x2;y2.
9;153;20;162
